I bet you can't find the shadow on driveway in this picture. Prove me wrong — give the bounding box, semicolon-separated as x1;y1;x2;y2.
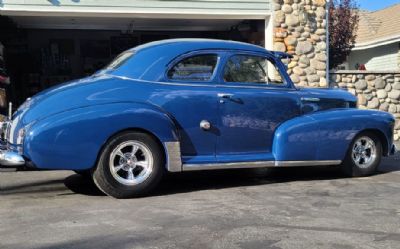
380;153;400;173
1;155;398;197
65;154;400;196
64;166;345;197
65;153;400;197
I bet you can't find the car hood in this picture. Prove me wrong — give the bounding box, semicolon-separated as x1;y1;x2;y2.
298;87;357;102
297;87;358;113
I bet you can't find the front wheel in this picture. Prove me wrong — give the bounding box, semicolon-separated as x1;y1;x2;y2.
341;132;382;177
92;131;165;198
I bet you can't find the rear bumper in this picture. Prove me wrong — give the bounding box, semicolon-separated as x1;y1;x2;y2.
0;140;25;167
0;119;25;167
0;149;25;167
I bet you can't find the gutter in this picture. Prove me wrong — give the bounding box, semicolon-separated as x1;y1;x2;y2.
352;35;400;50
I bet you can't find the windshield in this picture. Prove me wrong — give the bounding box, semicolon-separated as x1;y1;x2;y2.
280;57;290;69
104;51;135;70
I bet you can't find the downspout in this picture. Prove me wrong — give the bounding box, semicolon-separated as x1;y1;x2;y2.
326;0;331;87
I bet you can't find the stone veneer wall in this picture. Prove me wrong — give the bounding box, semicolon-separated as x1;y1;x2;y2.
331;71;400;141
273;0;327;87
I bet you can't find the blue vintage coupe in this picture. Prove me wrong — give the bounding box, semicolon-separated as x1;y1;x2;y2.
0;39;396;198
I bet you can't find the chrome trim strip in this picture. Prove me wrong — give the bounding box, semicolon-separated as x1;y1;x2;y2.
182;160;342;171
165;142;182;172
274;160;342;167
301;97;320;102
113;75;294;91
183;161;275;171
164;140;342;172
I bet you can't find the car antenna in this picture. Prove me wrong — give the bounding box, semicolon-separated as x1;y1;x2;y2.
8;102;12;119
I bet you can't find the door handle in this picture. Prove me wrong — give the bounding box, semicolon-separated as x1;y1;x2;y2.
217;93;234;99
301;97;320;102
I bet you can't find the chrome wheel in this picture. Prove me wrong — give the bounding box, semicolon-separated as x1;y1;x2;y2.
109;141;154;186
351;136;377;169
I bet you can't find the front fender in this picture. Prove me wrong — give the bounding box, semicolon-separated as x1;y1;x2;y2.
23;102;179;170
273;109;394;161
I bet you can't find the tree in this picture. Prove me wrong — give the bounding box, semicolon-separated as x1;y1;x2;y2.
329;0;359;69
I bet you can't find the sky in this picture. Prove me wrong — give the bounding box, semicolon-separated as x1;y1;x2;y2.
358;0;400;11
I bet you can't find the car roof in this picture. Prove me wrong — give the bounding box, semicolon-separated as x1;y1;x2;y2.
128;38;269;54
111;38;273;81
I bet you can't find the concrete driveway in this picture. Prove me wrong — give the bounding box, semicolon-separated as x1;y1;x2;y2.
1;156;400;249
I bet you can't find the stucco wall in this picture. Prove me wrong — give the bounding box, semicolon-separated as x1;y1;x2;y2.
331;71;400;141
273;0;327;87
347;43;400;71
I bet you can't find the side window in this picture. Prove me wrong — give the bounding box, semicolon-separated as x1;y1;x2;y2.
223;55;284;85
167;54;218;82
105;51;134;70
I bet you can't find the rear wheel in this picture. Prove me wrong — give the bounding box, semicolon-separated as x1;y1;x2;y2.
92;131;165;198
342;132;382;177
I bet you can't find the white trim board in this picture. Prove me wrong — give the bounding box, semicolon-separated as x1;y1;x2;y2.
353;35;400;51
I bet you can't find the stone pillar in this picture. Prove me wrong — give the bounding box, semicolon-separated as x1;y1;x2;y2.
273;0;327;87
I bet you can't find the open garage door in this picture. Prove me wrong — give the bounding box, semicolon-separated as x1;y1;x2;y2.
0;14;269;110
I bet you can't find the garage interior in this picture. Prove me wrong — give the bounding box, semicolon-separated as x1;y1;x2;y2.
0;15;266;111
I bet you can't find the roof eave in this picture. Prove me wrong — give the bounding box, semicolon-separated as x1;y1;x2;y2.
353;34;400;50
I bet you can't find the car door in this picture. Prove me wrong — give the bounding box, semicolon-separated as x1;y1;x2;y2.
215;52;302;162
159;51;221;165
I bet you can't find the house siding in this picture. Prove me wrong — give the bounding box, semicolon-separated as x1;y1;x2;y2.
348;43;400;71
0;0;271;17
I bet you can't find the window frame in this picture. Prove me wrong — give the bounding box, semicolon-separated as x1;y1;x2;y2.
164;50;222;84
218;51;292;89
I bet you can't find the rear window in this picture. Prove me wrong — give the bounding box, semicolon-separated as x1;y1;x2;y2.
167;54;218;82
105;51;134;70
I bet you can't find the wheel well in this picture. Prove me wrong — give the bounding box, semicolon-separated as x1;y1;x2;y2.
357;129;389;156
93;128;167;170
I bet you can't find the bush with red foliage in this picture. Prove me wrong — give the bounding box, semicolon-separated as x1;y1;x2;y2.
329;0;359;69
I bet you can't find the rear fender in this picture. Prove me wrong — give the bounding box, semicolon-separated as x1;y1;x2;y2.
24;102;179;170
273;109;394;161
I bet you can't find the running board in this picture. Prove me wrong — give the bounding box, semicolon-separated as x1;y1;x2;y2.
182;160;342;171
